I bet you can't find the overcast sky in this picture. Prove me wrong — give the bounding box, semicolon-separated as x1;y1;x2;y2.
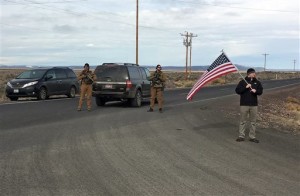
0;0;299;70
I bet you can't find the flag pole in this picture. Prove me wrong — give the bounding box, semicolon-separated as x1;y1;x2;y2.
221;49;249;84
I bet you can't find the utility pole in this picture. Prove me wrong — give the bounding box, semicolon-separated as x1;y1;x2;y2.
262;53;269;71
181;31;189;80
180;32;197;80
136;0;139;65
189;33;197;77
293;59;296;72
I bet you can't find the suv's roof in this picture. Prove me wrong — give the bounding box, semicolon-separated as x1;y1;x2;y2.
29;67;72;71
101;63;139;67
28;67;73;70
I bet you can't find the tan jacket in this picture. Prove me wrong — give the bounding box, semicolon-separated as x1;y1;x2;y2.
78;70;96;85
149;70;166;88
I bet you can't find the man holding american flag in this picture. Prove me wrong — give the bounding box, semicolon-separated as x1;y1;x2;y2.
235;68;263;143
187;51;263;143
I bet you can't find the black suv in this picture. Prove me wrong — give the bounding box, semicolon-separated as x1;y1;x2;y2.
93;63;151;107
6;67;79;101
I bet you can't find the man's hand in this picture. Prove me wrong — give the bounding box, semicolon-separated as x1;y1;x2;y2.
251;89;257;93
246;84;252;89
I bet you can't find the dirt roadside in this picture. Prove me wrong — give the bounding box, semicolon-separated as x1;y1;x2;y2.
258;85;300;134
218;84;300;135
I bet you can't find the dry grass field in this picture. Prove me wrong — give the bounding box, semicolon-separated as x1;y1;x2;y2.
1;68;299;133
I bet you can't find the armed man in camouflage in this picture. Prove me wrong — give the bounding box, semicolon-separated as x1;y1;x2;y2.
77;63;96;111
147;64;166;113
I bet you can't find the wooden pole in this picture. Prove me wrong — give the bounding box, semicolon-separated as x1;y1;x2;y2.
185;32;188;80
136;0;139;65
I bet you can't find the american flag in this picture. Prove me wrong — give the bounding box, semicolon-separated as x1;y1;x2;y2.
187;52;238;100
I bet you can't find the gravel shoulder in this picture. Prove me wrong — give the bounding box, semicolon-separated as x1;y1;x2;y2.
217;84;300;135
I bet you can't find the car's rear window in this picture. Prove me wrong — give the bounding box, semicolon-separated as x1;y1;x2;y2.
127;67;141;80
17;70;47;79
55;69;67;79
65;69;77;78
95;65;128;82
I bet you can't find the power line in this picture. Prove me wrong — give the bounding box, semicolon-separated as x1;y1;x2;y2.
0;22;54;32
3;0;170;32
3;0;82;16
174;0;298;13
2;0;298;51
2;0;87;4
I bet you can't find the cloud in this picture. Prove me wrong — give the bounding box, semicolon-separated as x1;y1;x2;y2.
53;25;77;33
0;0;299;69
86;43;95;48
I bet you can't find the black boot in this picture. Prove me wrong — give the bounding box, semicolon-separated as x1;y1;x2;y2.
147;108;153;112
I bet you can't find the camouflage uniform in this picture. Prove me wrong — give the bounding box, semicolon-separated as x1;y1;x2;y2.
77;64;96;111
148;65;166;112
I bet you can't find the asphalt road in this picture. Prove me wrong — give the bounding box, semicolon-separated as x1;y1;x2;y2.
0;78;299;196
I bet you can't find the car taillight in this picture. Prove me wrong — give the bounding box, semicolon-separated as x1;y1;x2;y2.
126;80;132;89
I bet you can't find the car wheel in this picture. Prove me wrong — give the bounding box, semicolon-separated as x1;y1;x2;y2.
96;97;106;106
67;86;76;98
9;97;18;101
38;87;47;100
131;90;142;107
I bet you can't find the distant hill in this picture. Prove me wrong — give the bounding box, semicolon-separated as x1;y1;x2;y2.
0;64;273;72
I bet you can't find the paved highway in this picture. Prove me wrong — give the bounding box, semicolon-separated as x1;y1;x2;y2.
0;78;299;195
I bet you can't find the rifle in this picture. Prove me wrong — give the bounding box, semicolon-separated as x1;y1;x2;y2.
152;72;162;85
80;71;94;83
86;73;94;82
